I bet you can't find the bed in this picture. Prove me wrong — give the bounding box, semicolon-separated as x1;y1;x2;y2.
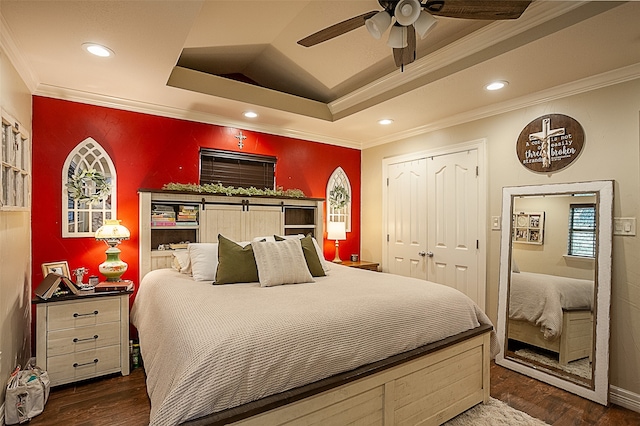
508;271;594;365
131;238;497;426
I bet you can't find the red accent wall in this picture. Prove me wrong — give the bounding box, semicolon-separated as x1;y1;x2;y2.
32;96;361;295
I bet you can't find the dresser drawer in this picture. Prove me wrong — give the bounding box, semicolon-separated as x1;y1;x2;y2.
47;322;121;357
47;345;122;385
47;298;121;331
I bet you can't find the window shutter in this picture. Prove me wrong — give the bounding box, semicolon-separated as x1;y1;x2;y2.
200;149;276;189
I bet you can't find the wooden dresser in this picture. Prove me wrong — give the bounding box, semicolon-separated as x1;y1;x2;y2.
34;291;131;386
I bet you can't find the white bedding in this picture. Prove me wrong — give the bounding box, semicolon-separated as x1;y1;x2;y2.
131;265;496;426
509;271;594;340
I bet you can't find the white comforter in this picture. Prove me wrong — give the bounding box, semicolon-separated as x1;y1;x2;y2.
131;265;496;426
509;271;594;340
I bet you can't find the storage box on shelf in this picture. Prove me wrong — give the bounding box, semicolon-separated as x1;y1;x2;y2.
139;189;325;281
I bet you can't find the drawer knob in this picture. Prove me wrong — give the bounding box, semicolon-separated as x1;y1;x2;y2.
73;335;99;343
73;359;98;368
73;310;99;318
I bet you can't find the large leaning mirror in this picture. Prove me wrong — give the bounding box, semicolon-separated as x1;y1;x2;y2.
496;180;613;405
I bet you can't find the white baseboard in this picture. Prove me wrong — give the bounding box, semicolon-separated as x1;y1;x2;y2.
610;386;640;413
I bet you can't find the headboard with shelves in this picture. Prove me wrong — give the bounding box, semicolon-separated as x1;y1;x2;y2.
139;189;324;282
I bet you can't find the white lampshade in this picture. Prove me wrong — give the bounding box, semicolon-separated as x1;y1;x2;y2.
387;25;407;48
95;219;130;243
394;0;421;26
365;11;392;39
414;11;438;39
327;221;346;241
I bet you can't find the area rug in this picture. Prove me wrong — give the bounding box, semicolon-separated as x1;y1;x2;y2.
444;397;549;426
515;348;591;380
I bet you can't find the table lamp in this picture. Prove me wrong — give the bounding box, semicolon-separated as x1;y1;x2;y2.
327;221;347;263
95;219;130;281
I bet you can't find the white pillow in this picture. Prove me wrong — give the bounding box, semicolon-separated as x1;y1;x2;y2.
171;250;191;274
511;257;520;273
312;237;331;273
188;243;219;281
251;238;314;287
252;236;277;243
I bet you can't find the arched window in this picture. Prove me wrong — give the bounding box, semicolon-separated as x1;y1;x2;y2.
62;138;116;237
326;167;352;232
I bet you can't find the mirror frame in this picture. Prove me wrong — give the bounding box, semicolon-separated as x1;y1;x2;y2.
496;180;613;405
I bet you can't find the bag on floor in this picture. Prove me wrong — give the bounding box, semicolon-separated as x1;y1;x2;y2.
4;364;50;424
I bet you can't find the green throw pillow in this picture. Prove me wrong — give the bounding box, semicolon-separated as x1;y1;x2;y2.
215;234;259;284
274;234;326;277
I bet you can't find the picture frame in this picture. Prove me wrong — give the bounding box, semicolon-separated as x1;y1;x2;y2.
41;261;70;278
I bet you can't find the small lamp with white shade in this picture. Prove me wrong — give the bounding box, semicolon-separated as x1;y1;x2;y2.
95;219;130;281
327;221;347;263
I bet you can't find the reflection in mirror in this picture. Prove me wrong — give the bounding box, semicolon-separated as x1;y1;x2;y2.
496;181;613;405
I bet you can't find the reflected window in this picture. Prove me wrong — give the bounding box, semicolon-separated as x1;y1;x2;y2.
62;138;116;237
567;204;596;258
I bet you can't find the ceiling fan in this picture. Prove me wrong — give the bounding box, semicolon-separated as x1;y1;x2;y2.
298;0;532;69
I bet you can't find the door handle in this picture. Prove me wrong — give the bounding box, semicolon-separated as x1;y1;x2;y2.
419;251;434;257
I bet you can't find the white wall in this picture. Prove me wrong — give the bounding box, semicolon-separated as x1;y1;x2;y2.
362;78;640;398
0;46;33;409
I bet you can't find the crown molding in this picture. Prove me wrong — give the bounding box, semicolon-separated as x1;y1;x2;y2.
0;14;39;93
361;62;640;149
34;84;361;150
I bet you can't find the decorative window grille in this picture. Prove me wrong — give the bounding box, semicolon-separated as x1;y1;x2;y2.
567;203;596;258
326;167;352;232
200;148;276;189
62;138;116;237
1;112;30;211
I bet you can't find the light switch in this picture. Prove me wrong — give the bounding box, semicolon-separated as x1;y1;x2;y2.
614;217;636;236
491;216;501;230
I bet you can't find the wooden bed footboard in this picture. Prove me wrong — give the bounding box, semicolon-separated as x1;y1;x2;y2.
184;324;492;426
508;310;593;365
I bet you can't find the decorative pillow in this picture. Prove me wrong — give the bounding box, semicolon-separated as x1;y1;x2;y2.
511;257;520;273
252;238;314;287
215;235;260;284
274;235;325;277
171;250;191;274
312;236;331;273
187;243;218;281
252;236;277;243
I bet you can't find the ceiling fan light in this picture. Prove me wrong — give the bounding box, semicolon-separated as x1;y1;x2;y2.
387;25;407;49
365;11;392;40
414;11;438;39
394;0;421;26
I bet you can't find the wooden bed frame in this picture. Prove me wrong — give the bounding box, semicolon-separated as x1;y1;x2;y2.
184;324;493;426
508;310;593;365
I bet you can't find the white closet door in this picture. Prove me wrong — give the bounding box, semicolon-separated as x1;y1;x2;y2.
427;150;480;306
386;159;428;280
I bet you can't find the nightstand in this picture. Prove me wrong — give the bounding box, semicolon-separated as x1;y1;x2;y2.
33;289;132;386
340;260;380;272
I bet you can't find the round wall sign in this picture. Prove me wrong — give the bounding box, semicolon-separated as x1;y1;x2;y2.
516;114;584;173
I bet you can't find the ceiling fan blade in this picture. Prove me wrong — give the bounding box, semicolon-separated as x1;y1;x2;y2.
423;0;532;20
393;25;416;68
298;11;378;47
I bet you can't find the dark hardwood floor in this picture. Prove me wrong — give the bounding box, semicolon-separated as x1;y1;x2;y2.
26;362;640;425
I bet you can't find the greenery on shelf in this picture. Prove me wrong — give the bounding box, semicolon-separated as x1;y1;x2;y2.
162;182;306;198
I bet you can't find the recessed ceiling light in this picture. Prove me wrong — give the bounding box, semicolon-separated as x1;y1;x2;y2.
243;111;258;118
378;119;394;125
485;80;508;91
82;43;114;57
